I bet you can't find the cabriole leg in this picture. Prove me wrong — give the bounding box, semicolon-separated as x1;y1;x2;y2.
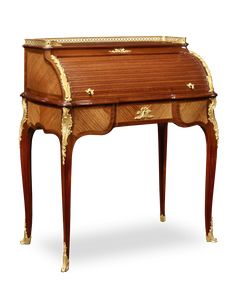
158;123;168;222
19;99;34;245
202;99;218;242
60;136;75;272
60;107;74;272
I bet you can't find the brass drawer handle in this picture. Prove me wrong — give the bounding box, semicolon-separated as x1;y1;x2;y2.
186;82;195;89
134;105;154;120
85;88;94;96
109;48;131;54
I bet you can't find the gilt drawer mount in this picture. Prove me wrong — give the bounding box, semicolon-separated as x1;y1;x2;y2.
20;36;218;272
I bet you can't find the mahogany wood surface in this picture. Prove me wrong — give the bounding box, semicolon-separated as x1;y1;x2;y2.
20;125;35;239
201;122;218;236
25;49;62;99
59;52;209;102
20;37;218;271
60;135;76;263
22;43;216;107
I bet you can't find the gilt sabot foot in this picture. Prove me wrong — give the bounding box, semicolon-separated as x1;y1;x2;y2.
160;214;166;222
206;232;217;243
20;232;31;245
20;224;31;245
61;243;69;272
206;219;217;243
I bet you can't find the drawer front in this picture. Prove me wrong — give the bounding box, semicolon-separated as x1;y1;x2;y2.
72;105;115;137
116;102;172;125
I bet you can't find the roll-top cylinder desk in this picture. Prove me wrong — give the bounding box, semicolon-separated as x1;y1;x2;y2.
19;36;218;272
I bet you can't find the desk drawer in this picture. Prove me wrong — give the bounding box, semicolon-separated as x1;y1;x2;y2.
116;102;172;125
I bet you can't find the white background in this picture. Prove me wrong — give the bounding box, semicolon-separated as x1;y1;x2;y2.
0;0;234;294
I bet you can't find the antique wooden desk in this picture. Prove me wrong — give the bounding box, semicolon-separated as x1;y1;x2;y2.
20;36;218;272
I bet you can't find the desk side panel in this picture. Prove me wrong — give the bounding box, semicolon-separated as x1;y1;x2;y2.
24;48;62;101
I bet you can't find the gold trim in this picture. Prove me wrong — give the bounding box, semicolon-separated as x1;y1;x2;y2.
19;98;28;142
109;48;131;54
206;219;217;243
61;243;69;272
61;108;73;165
190;51;214;93
25;36;186;48
208;98;219;145
51;55;72;102
160;214;166;222
135;105;154;120
25;39;61;48
20;223;31;245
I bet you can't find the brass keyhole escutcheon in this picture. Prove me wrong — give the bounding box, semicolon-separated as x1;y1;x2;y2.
186;83;195;90
85;88;95;96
